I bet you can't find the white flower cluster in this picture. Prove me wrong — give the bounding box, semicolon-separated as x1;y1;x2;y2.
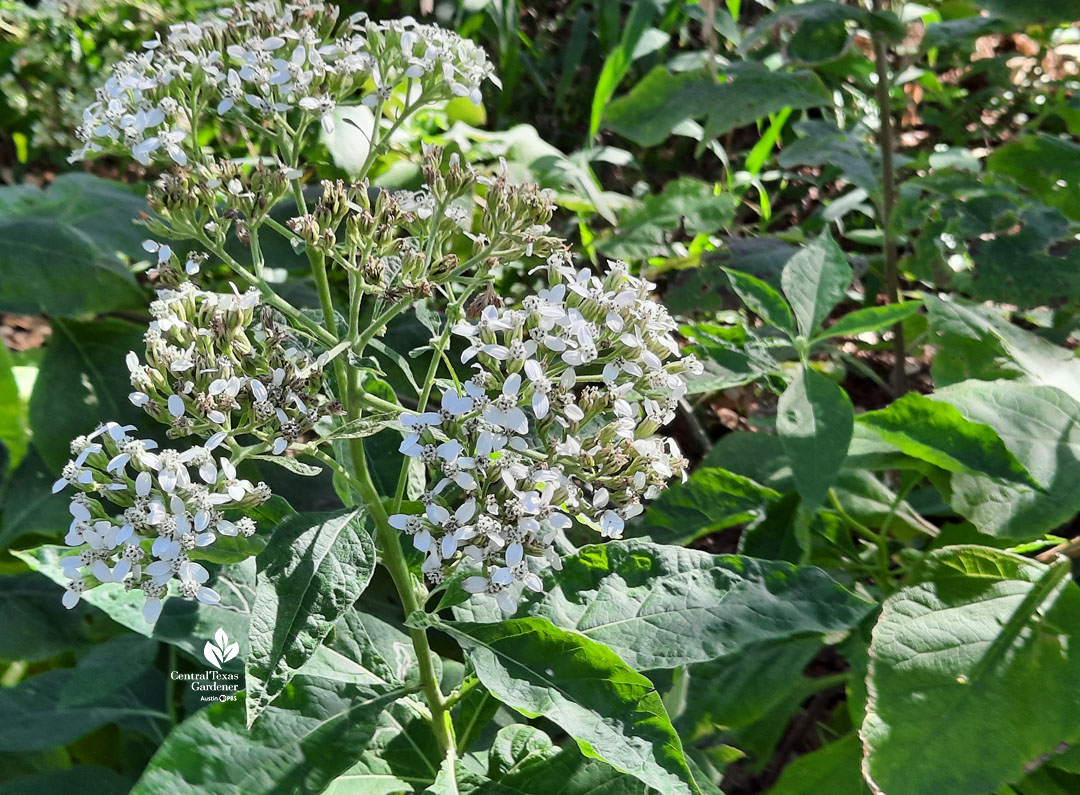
127;279;336;454
70;0;496;165
389;257;700;612
52;422;270;622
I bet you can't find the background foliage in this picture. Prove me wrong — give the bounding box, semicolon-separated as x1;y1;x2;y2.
2;0;1080;793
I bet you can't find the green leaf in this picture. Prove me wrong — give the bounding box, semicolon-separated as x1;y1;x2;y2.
0;344;28;468
0;174;147;316
602;178;737;261
974;0;1080;25
679;637;824;734
766;733;868;795
433;615;701;795
861;546;1080;795
779;121;885;199
697;69;831;153
446;725;649;794
461;540;871;671
59;634;158;707
2;766;132;795
858;392;1039;487
15;544;256;661
589;0;662;138
724;268;795;333
28;317;154;472
812;301;922;343
0;572;100;662
931;381;1080;540
603;67;828;149
780;231;852;338
251;454;323;477
246;508;376;726
602;67;719;147
776;367;854;508
0;446;72;550
635;467;780;545
0;666;167;751
131;679;405;795
925;297;1080;400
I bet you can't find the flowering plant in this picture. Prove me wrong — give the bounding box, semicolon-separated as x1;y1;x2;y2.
44;2;726;790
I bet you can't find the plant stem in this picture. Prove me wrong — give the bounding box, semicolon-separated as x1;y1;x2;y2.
199;235;337;347
871;0;905;397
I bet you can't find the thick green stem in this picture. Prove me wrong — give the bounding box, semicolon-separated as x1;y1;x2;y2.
871;0;905;397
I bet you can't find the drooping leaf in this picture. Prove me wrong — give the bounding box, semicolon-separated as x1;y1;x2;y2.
780;231;853;338
926;297;1080;400
131;678;405;795
0;666;167;751
0;446;72;550
697;68;831;152
635;467;780;545
457;540;871;671
862;546;1080;795
975;0;1080;28
442;725;649;794
766;733;868;795
430;615;700;795
246;508;375;726
1;766;133;795
779;122;886;199
931;381;1080;540
776;366;854;508
0;174;147;316
858;392;1039;487
601;177;737;260
14;544;256;661
602;67;718;147
28;317;155;472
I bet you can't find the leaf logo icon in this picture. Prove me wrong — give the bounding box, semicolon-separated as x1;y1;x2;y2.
203;628;239;669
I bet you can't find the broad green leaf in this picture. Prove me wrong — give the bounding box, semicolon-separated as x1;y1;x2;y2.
635;466;780;545
858;392;1039;487
742;0;905;51
59;634;158;707
931;381;1080;539
0;666;168;751
441;725;648;794
779;121;886;199
0;174;147;316
432;616;701;795
862;546;1080;795
603;67;828;149
28;317;154;472
679;637;823;735
812;301;922;343
246;508;375;726
776;367;854;508
925;297;1080;399
603;178;737;261
697;68;831;152
461;540;871;671
131;679;405;795
0;572;102;662
15;545;256;661
766;733;868;795
780;231;852;337
2;766;132;795
602;67;717;147
0;446;72;550
975;0;1080;27
724;268;795;333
